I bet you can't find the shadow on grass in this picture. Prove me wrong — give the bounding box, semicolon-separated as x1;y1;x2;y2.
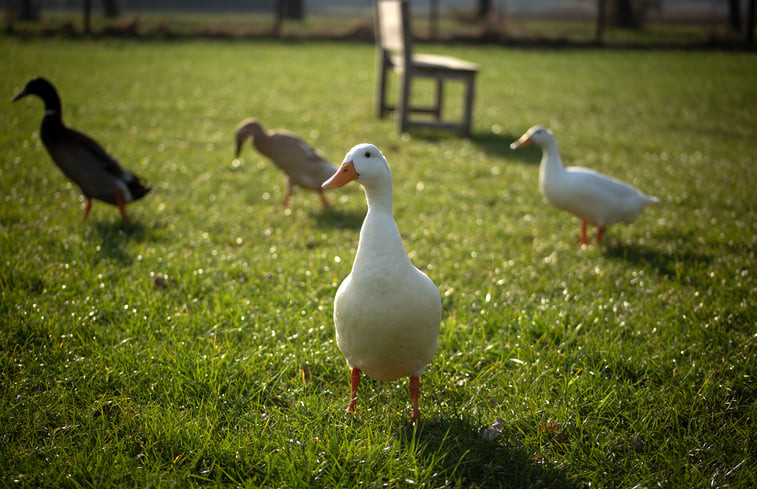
90;219;150;265
401;128;540;164
470;131;541;165
398;416;578;489
313;208;364;230
603;240;712;283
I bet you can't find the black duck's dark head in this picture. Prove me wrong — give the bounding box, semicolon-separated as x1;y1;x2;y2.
12;77;62;112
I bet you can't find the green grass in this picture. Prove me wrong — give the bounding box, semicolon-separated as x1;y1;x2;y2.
1;37;756;488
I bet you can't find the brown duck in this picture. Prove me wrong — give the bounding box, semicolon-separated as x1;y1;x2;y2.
234;118;336;209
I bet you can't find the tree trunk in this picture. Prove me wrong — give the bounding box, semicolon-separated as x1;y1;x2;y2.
615;0;638;29
478;0;492;20
748;0;755;46
596;0;606;43
729;0;741;31
430;0;439;40
273;0;283;37
83;0;91;34
17;0;40;21
103;0;119;19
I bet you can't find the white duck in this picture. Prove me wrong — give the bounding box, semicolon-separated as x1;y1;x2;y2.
234;118;336;208
511;126;658;245
322;143;441;422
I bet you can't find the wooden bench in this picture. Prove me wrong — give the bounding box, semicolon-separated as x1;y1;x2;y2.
374;0;480;136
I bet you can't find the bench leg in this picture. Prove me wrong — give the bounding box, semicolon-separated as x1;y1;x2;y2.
375;55;389;118
435;78;443;121
461;75;476;137
398;73;410;133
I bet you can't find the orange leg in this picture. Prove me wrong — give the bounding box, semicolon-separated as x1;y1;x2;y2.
282;181;293;208
347;367;361;414
580;220;590;245
409;375;421;422
596;226;606;245
114;189;129;221
318;189;331;209
82;198;93;220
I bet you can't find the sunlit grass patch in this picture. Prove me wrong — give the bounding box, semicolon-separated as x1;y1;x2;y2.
1;37;755;488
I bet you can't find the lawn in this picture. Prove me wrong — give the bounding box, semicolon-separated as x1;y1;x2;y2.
1;37;755;488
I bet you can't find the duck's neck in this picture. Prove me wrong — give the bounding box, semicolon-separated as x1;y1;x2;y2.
353;180;411;270
249;123;266;140
41;99;63;132
43;109;62;124
41;91;62;116
539;139;565;179
363;181;393;215
248;124;270;152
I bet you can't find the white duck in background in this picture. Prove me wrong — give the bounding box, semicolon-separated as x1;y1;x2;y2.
322;143;441;422
511;126;658;245
234;118;336;208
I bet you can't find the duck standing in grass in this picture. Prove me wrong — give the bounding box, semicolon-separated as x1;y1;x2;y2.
322;143;441;422
11;77;150;221
234;118;336;209
511;125;658;245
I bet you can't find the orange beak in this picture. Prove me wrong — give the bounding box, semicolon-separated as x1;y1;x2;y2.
322;160;359;189
510;134;532;150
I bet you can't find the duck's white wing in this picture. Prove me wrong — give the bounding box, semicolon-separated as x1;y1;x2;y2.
561;167;654;224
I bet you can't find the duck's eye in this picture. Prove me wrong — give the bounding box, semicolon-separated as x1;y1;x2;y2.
364;151;371;158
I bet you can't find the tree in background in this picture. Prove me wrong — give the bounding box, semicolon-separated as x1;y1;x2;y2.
596;0;607;43
7;0;40;22
83;0;119;33
84;0;92;33
727;0;756;41
595;0;647;41
103;0;120;19
613;0;646;29
477;0;492;20
599;0;754;46
273;0;303;37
